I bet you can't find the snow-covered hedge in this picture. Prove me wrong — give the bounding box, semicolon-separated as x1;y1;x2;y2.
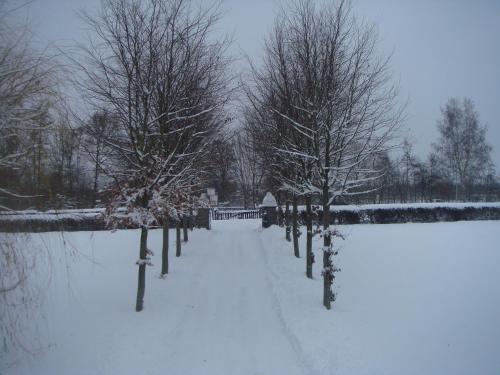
0;209;106;232
285;202;500;225
2;202;500;232
0;208;202;232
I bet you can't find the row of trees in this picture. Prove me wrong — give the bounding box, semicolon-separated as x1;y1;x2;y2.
242;0;403;309
358;98;498;204
1;2;234;355
170;96;499;210
0;0;65;210
2;5;497;213
173;97;499;211
74;0;233;311
0;1;234;212
162;96;499;209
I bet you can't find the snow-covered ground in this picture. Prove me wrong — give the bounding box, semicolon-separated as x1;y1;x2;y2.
4;219;500;374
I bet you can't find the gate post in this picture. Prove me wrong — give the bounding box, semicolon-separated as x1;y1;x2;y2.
261;192;278;228
196;208;210;230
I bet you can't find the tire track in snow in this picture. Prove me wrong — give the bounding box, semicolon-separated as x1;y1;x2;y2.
253;227;319;375
160;229;223;356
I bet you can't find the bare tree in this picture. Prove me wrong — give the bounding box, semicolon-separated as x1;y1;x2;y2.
234;130;264;209
0;0;59;362
205;136;237;205
398;139;418;203
433;98;493;201
80;110;119;203
75;0;231;310
0;4;57;208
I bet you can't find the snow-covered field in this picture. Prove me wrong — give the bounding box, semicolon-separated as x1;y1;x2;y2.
4;219;500;374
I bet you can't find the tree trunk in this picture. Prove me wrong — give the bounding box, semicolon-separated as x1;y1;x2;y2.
176;221;181;257
322;194;332;309
93;147;100;205
189;210;194;231
292;194;300;258
135;227;148;312
276;190;283;226
161;217;169;277
323;243;331;309
322;165;332;309
306;195;313;279
183;216;188;242
285;199;291;242
243;191;248;209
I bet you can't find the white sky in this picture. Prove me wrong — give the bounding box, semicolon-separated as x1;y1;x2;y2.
12;0;500;169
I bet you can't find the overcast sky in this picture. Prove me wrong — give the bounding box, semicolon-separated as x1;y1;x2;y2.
13;0;500;169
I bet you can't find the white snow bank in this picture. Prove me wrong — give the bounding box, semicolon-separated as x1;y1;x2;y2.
295;201;500;212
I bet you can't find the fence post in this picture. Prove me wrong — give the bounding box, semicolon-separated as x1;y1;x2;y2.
196;208;210;230
261;192;278;228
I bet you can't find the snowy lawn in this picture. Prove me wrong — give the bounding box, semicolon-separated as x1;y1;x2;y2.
261;220;500;374
4;220;500;374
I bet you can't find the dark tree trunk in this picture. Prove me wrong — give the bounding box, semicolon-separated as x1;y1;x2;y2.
183;216;188;242
322;131;334;309
305;195;313;279
176;221;181;257
285;199;291;242
189;210;194;231
161;217;169;277
93;146;100;205
135;227;148;312
322;194;332;309
277;190;283;226
292;194;300;258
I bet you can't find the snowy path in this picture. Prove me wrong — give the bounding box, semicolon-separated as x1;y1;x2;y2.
8;219;311;375
159;221;309;374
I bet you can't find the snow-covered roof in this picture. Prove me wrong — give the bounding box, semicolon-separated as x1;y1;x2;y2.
261;192;277;207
